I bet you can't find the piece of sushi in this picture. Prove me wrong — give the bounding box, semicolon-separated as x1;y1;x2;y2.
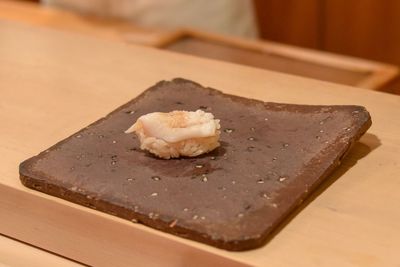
125;110;221;159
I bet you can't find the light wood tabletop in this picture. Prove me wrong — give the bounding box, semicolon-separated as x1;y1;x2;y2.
0;21;399;267
0;235;83;267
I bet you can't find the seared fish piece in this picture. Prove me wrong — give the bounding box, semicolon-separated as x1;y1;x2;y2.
125;110;220;159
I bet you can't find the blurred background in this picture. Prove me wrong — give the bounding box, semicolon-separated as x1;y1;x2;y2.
2;0;399;94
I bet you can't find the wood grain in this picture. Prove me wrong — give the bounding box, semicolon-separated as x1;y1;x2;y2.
323;0;400;65
322;0;400;95
255;0;400;66
0;21;400;267
254;0;400;94
0;235;83;267
254;0;321;48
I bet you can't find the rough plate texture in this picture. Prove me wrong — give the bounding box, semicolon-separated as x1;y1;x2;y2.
20;78;372;251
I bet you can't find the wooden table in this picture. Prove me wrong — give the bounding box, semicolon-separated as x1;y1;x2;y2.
157;29;398;90
0;0;398;92
1;21;399;267
0;234;83;267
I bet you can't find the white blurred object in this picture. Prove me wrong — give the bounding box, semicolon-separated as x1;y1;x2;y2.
41;0;259;38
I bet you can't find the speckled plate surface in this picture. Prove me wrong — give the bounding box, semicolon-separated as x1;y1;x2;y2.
20;78;371;251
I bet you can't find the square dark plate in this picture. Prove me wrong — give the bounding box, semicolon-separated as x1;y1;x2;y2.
20;78;371;251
